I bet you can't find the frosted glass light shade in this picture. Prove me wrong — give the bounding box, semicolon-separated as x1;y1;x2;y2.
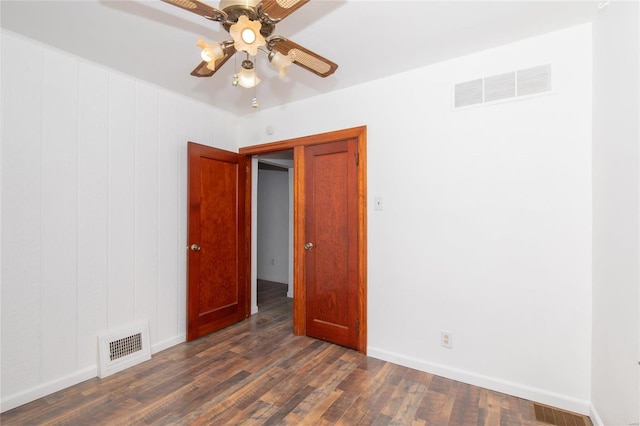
230;15;265;56
197;38;224;70
237;64;260;88
269;51;293;79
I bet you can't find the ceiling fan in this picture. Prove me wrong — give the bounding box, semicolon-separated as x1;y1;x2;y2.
161;0;338;91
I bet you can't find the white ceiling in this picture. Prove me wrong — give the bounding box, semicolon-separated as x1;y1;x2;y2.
1;0;598;116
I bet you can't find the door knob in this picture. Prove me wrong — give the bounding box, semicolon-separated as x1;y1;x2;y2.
304;242;314;250
190;244;201;252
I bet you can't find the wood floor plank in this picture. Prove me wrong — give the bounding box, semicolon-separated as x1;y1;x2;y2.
389;379;430;424
1;280;593;426
263;385;316;424
318;389;359;424
336;362;407;424
448;382;481;425
414;389;448;424
282;388;343;424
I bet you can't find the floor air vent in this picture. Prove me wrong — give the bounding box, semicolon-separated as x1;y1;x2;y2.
98;322;151;378
532;403;590;426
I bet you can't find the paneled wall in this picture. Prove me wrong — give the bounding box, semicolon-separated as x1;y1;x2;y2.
1;31;239;411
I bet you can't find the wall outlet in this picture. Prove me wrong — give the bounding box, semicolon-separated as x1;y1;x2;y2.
441;331;453;349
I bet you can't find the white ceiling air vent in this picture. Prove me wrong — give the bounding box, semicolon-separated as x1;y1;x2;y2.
454;78;484;108
484;71;516;103
517;64;552;97
98;322;151;378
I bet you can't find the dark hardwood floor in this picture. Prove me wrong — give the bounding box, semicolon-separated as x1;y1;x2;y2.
1;280;591;425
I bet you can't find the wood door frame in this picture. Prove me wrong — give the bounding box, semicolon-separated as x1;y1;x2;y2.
239;126;367;354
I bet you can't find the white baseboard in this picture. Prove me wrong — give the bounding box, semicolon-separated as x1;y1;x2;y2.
0;366;97;413
1;335;187;413
151;334;185;354
367;346;591;416
589;404;605;426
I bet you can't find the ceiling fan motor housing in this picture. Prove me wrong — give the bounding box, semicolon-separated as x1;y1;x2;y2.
219;0;275;36
219;0;260;8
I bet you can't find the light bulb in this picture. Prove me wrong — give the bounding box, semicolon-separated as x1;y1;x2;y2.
241;28;256;44
197;38;224;69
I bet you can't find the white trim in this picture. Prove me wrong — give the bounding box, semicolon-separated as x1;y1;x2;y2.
367;346;591;416
0;334;186;413
151;334;185;354
589;404;605;426
287;168;294;299
250;156;259;315
0;366;96;413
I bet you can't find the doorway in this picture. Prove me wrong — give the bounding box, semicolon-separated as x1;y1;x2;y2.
255;151;294;312
241;126;368;353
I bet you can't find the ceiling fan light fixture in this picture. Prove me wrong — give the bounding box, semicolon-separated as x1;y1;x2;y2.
161;0;337;108
197;38;225;67
230;15;265;56
237;59;260;88
269;51;293;79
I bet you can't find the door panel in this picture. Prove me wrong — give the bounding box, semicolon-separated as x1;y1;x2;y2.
305;139;358;349
187;142;247;341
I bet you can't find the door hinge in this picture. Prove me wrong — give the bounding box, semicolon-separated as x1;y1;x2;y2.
355;319;360;335
355;152;359;166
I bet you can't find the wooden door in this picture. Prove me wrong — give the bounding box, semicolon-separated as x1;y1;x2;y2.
187;142;248;341
304;139;359;349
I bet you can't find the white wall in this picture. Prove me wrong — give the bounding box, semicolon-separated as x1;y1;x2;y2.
241;25;593;413
257;168;289;284
6;14;637;419
0;31;239;411
591;2;640;425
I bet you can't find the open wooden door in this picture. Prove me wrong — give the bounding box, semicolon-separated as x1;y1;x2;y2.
187;142;248;341
239;125;367;353
304;139;359;349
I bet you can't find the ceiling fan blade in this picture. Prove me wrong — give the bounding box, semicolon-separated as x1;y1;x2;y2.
161;0;227;22
191;61;215;77
272;39;337;78
261;0;309;21
190;45;237;77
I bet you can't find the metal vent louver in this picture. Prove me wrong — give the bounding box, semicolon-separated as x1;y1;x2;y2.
454;79;484;108
517;64;552;97
484;72;516;103
109;333;143;361
454;64;551;109
98;322;151;378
